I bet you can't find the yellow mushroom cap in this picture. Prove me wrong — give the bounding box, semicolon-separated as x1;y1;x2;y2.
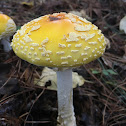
11;12;106;67
0;14;16;39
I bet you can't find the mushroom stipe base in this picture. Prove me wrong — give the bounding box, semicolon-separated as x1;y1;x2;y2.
57;68;76;126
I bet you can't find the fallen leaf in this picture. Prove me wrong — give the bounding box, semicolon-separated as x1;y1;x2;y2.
119;16;126;34
21;1;34;8
34;67;85;90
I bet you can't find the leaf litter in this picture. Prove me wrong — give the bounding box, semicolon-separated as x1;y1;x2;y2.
0;0;126;126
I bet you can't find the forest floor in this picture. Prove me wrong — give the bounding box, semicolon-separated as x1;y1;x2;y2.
0;0;126;126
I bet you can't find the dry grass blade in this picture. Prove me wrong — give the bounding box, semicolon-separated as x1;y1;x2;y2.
25;120;51;123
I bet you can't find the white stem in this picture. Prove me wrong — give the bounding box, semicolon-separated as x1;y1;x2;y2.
57;68;76;126
1;37;12;52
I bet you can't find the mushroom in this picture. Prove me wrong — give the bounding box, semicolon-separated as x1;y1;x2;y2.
0;13;16;52
11;12;106;126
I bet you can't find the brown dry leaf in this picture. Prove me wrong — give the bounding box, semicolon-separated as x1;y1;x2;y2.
93;8;102;18
34;67;85;90
103;53;126;70
24;68;29;81
87;0;102;18
102;57;113;68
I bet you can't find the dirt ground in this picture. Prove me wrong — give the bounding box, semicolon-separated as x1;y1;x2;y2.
0;0;126;126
